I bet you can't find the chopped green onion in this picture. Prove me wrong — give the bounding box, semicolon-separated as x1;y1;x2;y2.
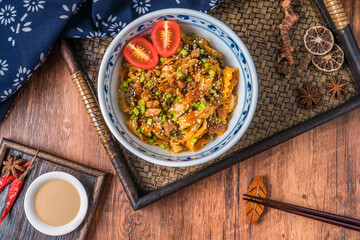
122;87;128;92
177;72;183;77
123;81;129;87
215;80;221;86
160;144;166;149
140;75;145;82
127;78;133;82
218;118;222;123
200;49;205;54
173;132;178;137
172;116;178;121
188;108;192;113
140;128;144;133
141;105;146;114
205;75;210;79
133;107;140;116
149;140;154;144
153;135;157;140
155;91;161;96
169;110;176;115
136;128;141;133
163;107;168;111
147;80;152;87
191;137;197;143
197;119;202;124
162;114;167;122
210;89;217;94
209;70;215;75
210;96;215;101
191;102;200;108
147;132;152;137
166;93;172;98
130;114;135;120
191;32;196;39
198;102;206;111
186;77;192;82
140;100;145;106
182;130;187;134
180;49;188;56
177;48;181;53
205;63;210;68
174;96;181;103
201;58;207;63
147;118;153;125
154;66;160;69
160;57;167;62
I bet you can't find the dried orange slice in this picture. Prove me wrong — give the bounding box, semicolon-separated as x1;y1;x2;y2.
312;44;344;72
304;26;334;55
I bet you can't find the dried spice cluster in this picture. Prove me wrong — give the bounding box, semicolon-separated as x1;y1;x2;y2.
277;0;348;109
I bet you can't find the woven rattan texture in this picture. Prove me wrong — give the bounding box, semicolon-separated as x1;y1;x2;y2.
70;0;358;193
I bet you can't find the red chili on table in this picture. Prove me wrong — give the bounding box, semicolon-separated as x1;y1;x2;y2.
0;151;39;225
0;161;32;193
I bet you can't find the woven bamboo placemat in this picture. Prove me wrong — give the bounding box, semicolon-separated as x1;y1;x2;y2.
69;0;357;193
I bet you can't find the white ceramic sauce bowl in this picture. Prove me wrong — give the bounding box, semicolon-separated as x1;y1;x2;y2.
98;8;258;167
24;172;88;236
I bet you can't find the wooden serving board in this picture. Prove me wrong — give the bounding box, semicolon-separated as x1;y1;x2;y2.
0;139;107;239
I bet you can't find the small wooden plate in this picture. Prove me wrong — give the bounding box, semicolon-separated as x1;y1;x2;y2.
0;139;107;239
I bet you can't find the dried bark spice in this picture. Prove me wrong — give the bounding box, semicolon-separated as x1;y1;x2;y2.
324;77;349;99
298;82;322;109
278;0;299;66
245;176;267;225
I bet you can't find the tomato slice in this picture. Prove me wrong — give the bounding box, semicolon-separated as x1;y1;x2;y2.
151;20;181;57
123;37;159;69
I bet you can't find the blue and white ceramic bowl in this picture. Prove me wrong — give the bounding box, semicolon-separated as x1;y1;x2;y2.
98;8;258;167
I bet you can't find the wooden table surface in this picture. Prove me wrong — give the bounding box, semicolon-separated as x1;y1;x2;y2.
1;1;360;239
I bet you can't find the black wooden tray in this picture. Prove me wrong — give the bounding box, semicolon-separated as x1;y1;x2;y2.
61;0;360;210
0;139;107;239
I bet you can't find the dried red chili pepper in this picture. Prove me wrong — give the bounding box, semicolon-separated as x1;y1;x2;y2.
0;151;39;225
0;161;32;193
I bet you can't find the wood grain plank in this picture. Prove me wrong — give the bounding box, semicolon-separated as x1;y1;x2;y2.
0;1;359;239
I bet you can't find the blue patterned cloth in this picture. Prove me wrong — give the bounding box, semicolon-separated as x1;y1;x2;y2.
0;0;221;122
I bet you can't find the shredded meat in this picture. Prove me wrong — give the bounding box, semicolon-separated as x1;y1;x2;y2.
187;81;197;90
217;109;227;118
191;48;200;58
146;100;160;108
164;122;176;137
177;81;187;89
209;123;226;135
145;108;162;117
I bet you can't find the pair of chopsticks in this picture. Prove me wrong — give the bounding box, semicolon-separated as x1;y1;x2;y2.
243;194;360;231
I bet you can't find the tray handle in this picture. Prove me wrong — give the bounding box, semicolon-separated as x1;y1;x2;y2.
323;0;349;33
59;39;140;208
316;0;360;88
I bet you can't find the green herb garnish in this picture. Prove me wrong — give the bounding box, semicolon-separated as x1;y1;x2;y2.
133;107;139;116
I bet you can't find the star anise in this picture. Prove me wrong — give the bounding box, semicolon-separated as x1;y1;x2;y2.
298;82;322;109
2;155;26;178
324;76;348;99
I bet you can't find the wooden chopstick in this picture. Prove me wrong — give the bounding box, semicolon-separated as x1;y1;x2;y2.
243;195;360;232
243;194;360;227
